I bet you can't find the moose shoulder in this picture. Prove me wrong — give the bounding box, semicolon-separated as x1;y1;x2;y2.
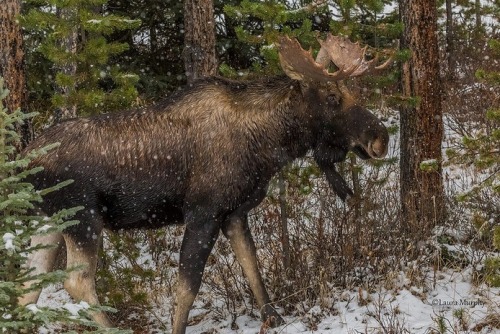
20;34;391;334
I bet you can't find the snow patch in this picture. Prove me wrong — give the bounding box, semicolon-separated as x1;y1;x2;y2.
26;304;41;314
3;233;15;251
36;224;52;233
63;301;90;316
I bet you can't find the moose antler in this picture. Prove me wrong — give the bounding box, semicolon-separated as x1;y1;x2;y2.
318;34;394;76
278;33;394;82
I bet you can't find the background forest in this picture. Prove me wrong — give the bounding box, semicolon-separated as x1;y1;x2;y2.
0;0;499;333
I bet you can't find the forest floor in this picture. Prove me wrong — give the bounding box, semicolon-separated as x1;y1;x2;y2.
37;241;500;334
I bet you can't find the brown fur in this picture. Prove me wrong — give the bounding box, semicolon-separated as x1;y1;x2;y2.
22;75;388;334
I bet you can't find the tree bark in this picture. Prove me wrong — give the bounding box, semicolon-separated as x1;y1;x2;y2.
445;0;455;78
278;171;291;270
54;6;78;121
399;0;445;246
0;0;32;146
474;0;482;31
183;0;217;84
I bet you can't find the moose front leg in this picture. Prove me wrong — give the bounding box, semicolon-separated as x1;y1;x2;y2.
18;232;64;306
172;213;221;334
222;214;284;327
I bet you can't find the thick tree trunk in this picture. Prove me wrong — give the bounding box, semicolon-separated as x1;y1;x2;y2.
0;0;32;146
399;0;445;246
183;0;217;83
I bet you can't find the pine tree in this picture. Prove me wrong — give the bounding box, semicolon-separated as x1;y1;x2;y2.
22;0;141;119
222;0;399;75
222;0;325;75
105;0;185;98
446;39;500;287
0;78;129;333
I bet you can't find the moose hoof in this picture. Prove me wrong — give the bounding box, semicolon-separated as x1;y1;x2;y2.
261;305;285;328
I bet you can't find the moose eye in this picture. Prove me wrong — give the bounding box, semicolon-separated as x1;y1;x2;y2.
327;94;340;106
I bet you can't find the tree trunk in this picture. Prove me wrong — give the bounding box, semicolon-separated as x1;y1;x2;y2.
278;171;291;270
445;0;455;78
183;0;217;83
399;0;445;247
55;6;78;121
349;155;361;221
474;0;482;31
0;0;32;146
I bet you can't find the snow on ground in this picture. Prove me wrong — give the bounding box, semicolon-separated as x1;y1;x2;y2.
36;264;499;333
172;268;498;333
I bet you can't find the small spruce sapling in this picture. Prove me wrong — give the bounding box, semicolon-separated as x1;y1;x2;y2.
0;78;129;333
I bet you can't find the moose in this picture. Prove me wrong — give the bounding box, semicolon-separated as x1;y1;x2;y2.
20;34;391;333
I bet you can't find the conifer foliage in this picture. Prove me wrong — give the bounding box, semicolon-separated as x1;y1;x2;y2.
446;38;500;287
0;78;126;333
22;0;141;118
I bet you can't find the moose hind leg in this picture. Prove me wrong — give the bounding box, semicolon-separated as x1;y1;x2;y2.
63;233;113;327
222;214;284;327
18;232;64;305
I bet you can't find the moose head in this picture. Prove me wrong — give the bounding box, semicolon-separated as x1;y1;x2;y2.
278;34;392;199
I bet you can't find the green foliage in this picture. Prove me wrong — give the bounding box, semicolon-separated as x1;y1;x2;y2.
434;314;448;334
22;0;140;117
452;308;469;331
446;36;500;285
286;163;322;196
446;39;500;200
484;257;500;287
494;226;500;250
0;78;132;333
386;124;399;135
97;232;154;310
420;159;440;172
88;0;186;99
472;214;500;288
94;229;176;330
223;0;328;74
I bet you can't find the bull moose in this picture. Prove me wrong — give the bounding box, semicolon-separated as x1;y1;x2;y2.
20;34;391;333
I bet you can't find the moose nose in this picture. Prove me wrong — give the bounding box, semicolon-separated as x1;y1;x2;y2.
371;138;388;158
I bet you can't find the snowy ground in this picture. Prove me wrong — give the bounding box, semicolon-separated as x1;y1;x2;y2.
168;269;498;333
37;262;499;333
